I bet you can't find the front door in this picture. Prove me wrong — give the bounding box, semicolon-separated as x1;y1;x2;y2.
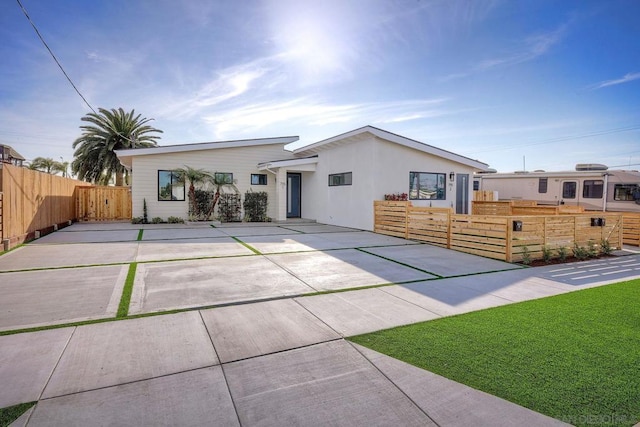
287;173;301;218
561;180;578;205
455;174;469;214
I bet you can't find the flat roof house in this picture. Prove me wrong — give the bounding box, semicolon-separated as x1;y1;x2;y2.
116;126;488;230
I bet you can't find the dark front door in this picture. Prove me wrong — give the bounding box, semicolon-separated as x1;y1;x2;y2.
287;173;301;218
456;174;469;214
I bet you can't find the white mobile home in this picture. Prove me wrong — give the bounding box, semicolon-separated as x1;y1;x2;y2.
474;166;640;212
116;126;488;230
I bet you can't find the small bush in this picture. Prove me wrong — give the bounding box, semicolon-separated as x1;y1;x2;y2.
600;239;613;255
151;217;164;224
557;246;568;261
587;240;599;258
244;191;269;222
218;193;241;222
131;216;144;224
167;216;184;224
542;246;553;263
384;193;408;201
573;244;589;260
143;198;149;224
520;246;531;265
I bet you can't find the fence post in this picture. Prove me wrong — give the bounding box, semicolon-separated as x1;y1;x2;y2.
505;216;513;262
404;202;409;239
446;210;452;249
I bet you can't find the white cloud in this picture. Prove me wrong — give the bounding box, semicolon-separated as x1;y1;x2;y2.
590;72;640;90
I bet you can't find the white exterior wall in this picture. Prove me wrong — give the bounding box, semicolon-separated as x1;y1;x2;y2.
130;144;296;220
302;136;478;230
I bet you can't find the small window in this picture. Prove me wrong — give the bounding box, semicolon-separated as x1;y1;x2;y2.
158;170;185;201
329;172;352;186
614;184;639;201
409;172;446;200
562;181;577;199
583;180;604;199
251;174;267;185
538;178;548;193
214;172;233;184
473;180;480;191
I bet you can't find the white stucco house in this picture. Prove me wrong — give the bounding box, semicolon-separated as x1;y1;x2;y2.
115;126;488;230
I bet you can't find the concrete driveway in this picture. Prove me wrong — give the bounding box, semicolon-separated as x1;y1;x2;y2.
2;221;638;426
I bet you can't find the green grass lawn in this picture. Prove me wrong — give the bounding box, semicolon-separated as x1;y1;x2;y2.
349;279;640;427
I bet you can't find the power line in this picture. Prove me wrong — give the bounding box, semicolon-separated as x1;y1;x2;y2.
16;0;97;115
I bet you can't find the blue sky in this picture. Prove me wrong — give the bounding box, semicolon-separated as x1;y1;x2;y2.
1;0;639;173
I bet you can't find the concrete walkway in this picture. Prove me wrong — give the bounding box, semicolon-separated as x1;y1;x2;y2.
1;221;639;426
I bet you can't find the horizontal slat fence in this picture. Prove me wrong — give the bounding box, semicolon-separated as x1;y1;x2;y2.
76;186;132;221
0;164;83;247
473;201;584;216
374;201;624;262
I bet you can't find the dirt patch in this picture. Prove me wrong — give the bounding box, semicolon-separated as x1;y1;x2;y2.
519;254;615;268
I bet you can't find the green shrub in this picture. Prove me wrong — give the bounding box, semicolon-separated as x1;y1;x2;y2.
542;246;553;263
244;191;269;222
520;246;531;265
151;217;164;224
192;189;215;220
218;193;242;222
557;246;568;261
143;198;149;224
131;216;144;224
573;244;589;260
600;239;613;255
167;216;184;224
586;240;599;258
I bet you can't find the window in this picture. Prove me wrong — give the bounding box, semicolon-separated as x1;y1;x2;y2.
251;174;267;185
538;178;548;193
214;172;233;184
614;184;639;201
328;172;352;186
562;181;577;199
583;180;604;199
409;172;446;200
158;170;185;201
473;180;480;191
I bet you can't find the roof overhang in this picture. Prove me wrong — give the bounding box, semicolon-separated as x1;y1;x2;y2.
258;156;318;171
115;136;299;169
294;126;489;171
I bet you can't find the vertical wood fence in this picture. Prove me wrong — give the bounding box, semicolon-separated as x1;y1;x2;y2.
622;212;640;246
374;201;625;263
76;186;132;221
0;164;83;247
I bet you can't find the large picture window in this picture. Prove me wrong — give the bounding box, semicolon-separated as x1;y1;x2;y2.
614;184;639;201
409;172;446;200
158;170;185;201
328;172;352;186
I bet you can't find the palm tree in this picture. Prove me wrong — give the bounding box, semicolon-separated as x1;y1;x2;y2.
72;107;162;185
52;161;69;177
29;157;57;174
206;172;239;218
172;166;213;219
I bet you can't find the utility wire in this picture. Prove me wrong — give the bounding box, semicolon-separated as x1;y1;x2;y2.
16;0;147;147
16;0;97;115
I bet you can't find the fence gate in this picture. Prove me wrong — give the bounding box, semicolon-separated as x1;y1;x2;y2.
76;186;132;221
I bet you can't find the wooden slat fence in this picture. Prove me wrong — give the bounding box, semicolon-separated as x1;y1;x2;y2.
0;164;83;247
622;212;640;246
76;186;132;221
374;201;625;262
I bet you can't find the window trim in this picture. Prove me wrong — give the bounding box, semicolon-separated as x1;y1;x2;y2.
328;172;352;186
157;170;185;201
562;181;577;199
251;173;268;185
409;171;446;200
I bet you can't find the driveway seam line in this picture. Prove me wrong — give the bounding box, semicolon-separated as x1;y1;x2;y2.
356;247;443;278
37;326;77;401
346;340;443;427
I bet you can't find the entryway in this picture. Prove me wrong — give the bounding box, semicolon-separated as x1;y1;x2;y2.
287;173;301;218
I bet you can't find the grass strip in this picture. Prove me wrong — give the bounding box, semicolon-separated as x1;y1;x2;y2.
117;263;137;318
137;229;144;241
0;401;36;426
349;279;640;427
231;236;261;254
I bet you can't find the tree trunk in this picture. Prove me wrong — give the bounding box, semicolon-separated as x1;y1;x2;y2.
115;171;124;186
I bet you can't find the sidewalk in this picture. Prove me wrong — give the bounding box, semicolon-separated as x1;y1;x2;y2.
1;222;638;426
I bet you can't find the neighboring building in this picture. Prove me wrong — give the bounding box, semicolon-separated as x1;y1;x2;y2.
115;126;488;230
0;144;25;167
